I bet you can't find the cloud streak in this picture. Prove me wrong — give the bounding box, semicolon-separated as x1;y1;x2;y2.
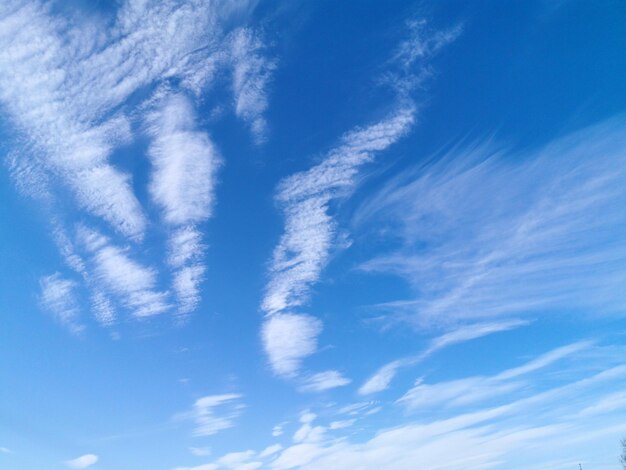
146;93;221;226
177;393;244;438
64;454;98;469
356;117;626;329
229;28;276;144
181;342;626;469
260;19;459;378
359;319;529;395
0;0;275;326
39;273;84;334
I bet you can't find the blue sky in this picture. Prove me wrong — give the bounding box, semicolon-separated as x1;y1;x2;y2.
1;0;626;469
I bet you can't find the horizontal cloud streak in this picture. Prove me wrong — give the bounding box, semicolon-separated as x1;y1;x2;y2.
189;342;626;470
176;393;244;438
359;319;530;395
78;227;170;318
299;370;351;393
357;117;626;328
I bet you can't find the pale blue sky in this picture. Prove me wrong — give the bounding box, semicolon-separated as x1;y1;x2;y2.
1;1;626;469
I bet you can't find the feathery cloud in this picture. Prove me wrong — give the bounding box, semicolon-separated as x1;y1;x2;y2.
229;28;276;144
146;94;221;226
78;227;170;318
397;341;591;410
177;393;244;437
260;109;416;376
357;117;626;329
39;273;84;334
262;314;322;377
358;319;529;395
260;18;459;378
64;454;98;469
299;370;351;393
0;0;274;327
199;342;626;470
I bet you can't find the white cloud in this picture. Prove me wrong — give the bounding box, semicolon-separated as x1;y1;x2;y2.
259;444;283;458
260;108;415;376
90;290;116;326
167;226;207;318
78;227;170;318
64;454;98;469
229;28;275;143
299;411;316;424
578;390;626;417
39;273;84;334
0;0;146;239
175;450;265;470
173;265;206;317
397;341;591;411
0;1;274;327
272;423;286;437
263;119;418;303
387;19;462;96
299;370;351;392
358;361;403;396
146;94;221;226
329;419;355;430
425;319;530;356
174;464;218;470
357;117;626;329
289;411;326;445
189;447;212;457
177;393;244;437
168;227;206;269
208;343;626;470
358;319;529;395
261;313;322;376
338;402;378;416
261;314;322;377
217;450;262;469
0;447;11;454
260;19;458;377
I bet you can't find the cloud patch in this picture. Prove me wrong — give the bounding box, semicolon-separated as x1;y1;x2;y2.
64;454;98;469
177;393;244;437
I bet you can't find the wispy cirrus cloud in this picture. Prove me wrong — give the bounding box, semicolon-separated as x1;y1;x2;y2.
176;393;244;437
64;454;98;469
174;465;218;470
77;227;170;318
262;108;415;317
359;319;529;395
183;342;626;470
229;27;276;144
0;0;275;327
299;370;351;393
145;93;221;316
146;93;221;227
356;117;626;330
261;19;459;378
397;341;591;410
262;313;322;377
189;447;212;457
39;273;84;334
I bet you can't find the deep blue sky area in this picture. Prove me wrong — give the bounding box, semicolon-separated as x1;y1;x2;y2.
1;1;626;469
